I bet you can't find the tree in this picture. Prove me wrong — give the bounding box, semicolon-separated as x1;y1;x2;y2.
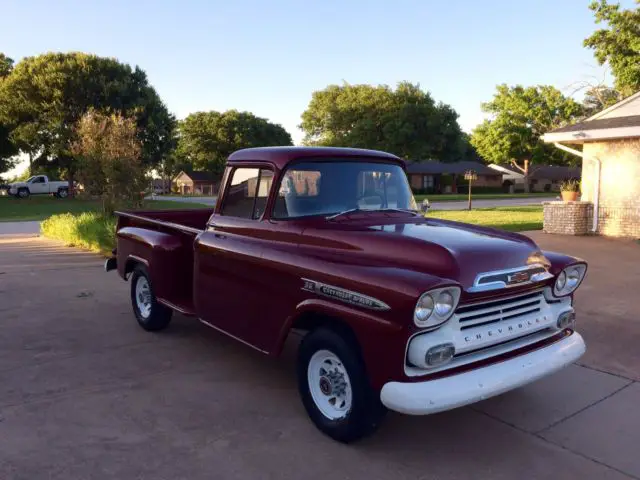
582;84;622;116
0;53;13;78
470;85;584;192
73;111;146;214
0;52;176;192
299;82;467;162
0;53;18;175
176;110;292;175
584;0;640;97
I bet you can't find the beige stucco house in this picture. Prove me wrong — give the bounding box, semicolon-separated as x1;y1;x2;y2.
542;91;640;237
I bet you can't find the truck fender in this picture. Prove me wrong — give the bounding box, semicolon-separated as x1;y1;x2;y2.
117;227;183;282
275;298;402;354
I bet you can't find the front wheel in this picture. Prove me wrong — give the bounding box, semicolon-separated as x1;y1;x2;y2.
17;188;29;199
297;328;386;443
130;265;172;331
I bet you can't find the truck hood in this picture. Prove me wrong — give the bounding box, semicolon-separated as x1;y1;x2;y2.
8;182;26;188
303;217;549;291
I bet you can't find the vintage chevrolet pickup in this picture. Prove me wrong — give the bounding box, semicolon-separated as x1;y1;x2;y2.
106;146;587;443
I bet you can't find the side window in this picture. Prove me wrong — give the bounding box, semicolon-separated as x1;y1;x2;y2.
221;167;273;219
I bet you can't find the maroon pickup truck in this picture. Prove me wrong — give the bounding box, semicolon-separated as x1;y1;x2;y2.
106;146;587;443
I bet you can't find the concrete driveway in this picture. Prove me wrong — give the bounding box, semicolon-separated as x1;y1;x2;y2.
150;195;556;211
0;234;638;479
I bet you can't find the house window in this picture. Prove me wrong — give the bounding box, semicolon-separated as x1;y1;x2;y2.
422;175;434;189
221;167;273;219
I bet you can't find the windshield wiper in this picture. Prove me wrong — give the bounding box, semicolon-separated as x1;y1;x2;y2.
376;208;420;216
325;208;363;220
326;207;418;220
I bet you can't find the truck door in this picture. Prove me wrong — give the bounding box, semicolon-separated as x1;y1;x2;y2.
29;176;47;194
194;166;275;344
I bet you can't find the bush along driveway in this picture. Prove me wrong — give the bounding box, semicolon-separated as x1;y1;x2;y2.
31;198;211;255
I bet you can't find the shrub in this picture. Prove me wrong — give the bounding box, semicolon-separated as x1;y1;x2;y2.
41;212;116;255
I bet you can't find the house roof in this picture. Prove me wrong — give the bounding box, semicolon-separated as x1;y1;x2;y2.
406;161;500;176
547;115;640;134
543;90;640;144
175;170;218;182
530;165;581;181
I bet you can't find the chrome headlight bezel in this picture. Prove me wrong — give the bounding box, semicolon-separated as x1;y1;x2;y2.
553;263;587;297
414;286;461;329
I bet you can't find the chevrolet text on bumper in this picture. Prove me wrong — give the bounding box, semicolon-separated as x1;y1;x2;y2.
105;146;588;444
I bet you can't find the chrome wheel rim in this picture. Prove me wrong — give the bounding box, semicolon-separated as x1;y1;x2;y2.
135;276;152;319
59;190;68;198
307;349;352;420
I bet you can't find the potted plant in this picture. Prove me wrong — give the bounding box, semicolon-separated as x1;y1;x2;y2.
560;179;580;201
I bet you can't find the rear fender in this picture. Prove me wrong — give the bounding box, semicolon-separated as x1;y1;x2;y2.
116;227;184;300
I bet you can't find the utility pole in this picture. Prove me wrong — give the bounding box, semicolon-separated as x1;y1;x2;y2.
464;170;477;210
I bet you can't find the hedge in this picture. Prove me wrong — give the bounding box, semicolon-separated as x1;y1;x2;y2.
41;212;116;255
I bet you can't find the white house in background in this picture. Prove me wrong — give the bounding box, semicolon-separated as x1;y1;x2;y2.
488;164;581;193
542;90;640;237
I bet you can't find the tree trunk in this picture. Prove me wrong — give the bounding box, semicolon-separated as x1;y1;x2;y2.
510;159;531;193
523;159;530;193
68;170;75;197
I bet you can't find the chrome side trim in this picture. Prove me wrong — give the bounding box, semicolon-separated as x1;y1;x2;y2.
199;319;269;355
301;278;391;311
115;211;204;235
468;264;553;293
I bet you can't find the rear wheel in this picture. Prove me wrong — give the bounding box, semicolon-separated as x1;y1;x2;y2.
297;328;386;443
57;188;68;198
130;265;172;331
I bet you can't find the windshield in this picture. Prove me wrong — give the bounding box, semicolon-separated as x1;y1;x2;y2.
273;160;417;219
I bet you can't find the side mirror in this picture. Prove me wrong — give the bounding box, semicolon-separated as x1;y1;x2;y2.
419;199;430;213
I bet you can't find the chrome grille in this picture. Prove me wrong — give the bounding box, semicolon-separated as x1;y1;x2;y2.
455;291;544;330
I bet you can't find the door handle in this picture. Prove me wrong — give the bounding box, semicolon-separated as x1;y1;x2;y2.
214;233;226;239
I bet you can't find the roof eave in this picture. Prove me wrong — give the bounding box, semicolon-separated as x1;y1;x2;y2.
542;126;640;144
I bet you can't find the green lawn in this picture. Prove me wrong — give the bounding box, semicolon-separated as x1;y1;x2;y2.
414;192;554;202
0;196;211;222
427;206;543;232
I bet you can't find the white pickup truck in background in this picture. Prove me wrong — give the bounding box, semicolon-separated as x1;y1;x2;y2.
8;175;70;198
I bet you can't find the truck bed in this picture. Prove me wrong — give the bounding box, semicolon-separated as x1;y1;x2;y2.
115;208;215;315
116;208;215;232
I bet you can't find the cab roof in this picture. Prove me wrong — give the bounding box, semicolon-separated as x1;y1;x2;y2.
227;146;403;170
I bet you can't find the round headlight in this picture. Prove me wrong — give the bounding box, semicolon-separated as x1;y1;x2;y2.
435;291;454;317
566;268;581;290
553;263;587;296
415;294;434;322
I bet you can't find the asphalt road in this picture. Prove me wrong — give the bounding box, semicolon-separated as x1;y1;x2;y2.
0;233;638;479
150;195;557;210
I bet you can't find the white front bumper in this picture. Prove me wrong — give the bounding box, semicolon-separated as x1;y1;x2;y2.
380;332;585;415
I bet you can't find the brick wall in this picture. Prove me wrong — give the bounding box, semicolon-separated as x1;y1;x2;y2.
543;201;593;235
582;139;640;237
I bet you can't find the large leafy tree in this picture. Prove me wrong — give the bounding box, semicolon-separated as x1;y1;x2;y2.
470;85;584;191
176;110;292;176
299;82;466;162
0;52;176;189
0;53;18;176
584;0;640;97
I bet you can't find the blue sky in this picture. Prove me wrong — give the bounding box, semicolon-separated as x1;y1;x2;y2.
1;0;634;174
